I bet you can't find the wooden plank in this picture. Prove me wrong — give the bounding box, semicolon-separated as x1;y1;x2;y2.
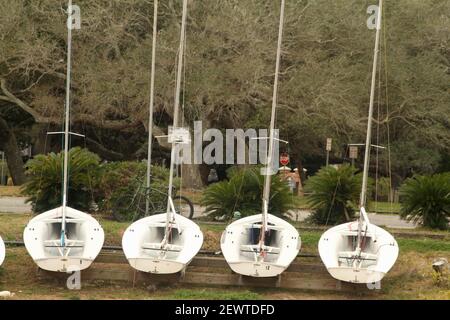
280;278;342;291
188;256;228;268
35;251;372;293
188;256;328;274
134;271;181;284
82;267;132;282
93;252;331;280
37;264;367;293
184;266;330;278
95;251;128;264
181;272;239;286
287;262;328;273
36;268;68;281
95;252;325;272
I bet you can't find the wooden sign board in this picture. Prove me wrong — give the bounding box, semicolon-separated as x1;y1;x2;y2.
326;138;332;151
168;126;191;144
349;146;358;159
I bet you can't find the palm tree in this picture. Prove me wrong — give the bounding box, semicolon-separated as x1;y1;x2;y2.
400;173;450;230
22;147;100;213
201;167;294;220
305;165;363;225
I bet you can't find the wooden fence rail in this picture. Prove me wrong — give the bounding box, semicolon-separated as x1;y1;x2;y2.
37;250;374;293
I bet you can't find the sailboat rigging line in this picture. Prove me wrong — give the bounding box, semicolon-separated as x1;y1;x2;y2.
325;176;340;226
382;11;394;212
165;0;189;243
360;225;368;251
146;0;159;216
259;0;286;253
375;18;384;212
360;0;382;210
357;0;383;253
60;0;75;247
178;8;188;213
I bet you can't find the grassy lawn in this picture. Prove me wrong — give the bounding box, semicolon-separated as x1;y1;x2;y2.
173;190;402;214
0;214;31;241
380;251;450;300
0;187;403;216
396;238;450;253
0;213;448;299
167;289;261;300
2;214;447;253
292;194;401;215
368;201;401;214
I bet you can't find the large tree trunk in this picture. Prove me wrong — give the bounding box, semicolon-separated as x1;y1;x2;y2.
293;152;305;196
181;163;205;190
85;137;125;161
0;117;26;185
179;118;211;190
31;123;48;155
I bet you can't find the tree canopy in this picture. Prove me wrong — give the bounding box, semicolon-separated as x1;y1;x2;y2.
0;0;449;186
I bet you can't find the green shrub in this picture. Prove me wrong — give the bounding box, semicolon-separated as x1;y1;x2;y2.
372;176;393;202
304;165;365;225
399;173;450;230
22;147;100;213
201;166;294;220
95;161;178;215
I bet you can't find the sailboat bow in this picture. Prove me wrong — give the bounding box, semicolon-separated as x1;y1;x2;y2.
221;214;300;277
23;206;104;272
319;208;398;283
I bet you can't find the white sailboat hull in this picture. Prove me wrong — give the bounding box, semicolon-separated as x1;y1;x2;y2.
122;213;203;274
227;261;287;278
318;221;398;284
23;206;105;272
221;214;301;278
34;257;95;272
126;258;185;274
0;235;5;266
327;267;386;284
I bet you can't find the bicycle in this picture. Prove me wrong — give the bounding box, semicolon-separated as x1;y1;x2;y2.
111;176;194;222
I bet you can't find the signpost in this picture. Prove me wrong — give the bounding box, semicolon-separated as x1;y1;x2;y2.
349;146;358;167
348;143;385;167
326;138;332;166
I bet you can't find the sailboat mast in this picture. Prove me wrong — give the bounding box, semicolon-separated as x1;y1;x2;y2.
166;0;188;219
262;0;286;231
61;0;74;238
145;0;159;216
360;0;383;209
